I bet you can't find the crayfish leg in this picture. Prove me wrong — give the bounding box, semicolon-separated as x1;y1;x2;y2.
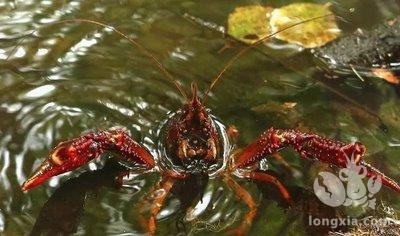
241;171;294;206
223;175;257;236
144;177;175;235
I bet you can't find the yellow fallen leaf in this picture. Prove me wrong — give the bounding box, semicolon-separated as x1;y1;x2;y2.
270;3;340;48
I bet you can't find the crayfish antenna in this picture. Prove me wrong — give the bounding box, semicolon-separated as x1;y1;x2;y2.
362;161;400;194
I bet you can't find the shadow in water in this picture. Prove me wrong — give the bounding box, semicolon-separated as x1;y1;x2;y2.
171;174;209;233
28;159;211;236
256;169;343;235
29;159;128;236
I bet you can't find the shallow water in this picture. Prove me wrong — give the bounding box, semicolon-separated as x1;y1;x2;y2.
0;0;399;235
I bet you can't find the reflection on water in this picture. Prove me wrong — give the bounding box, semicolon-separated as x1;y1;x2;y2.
30;158;127;235
0;0;399;235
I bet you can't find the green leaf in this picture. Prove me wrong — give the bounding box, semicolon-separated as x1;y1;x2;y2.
227;5;273;44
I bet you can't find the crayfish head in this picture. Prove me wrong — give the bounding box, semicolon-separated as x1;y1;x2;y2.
167;84;221;172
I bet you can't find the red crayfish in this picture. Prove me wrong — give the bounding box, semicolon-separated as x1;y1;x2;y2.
20;17;400;235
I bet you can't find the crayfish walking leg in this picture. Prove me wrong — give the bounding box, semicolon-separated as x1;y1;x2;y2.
146;177;175;235
241;171;294;205
223;175;257;236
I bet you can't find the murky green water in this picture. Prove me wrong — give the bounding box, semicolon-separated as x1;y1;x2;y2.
0;0;399;235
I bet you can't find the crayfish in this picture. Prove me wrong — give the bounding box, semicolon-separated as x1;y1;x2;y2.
20;16;400;235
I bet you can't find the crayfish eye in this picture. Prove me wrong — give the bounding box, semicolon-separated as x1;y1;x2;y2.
50;143;69;166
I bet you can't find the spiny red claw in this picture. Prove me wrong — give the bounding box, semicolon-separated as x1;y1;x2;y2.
22;130;155;191
235;127;400;194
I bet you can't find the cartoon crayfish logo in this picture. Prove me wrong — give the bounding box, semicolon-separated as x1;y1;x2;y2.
313;153;382;209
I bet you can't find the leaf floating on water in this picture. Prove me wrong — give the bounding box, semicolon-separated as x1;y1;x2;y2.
371;68;400;85
270;3;340;48
227;5;273;44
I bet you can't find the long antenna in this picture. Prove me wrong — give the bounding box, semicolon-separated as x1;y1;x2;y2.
6;19;188;99
204;13;335;99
